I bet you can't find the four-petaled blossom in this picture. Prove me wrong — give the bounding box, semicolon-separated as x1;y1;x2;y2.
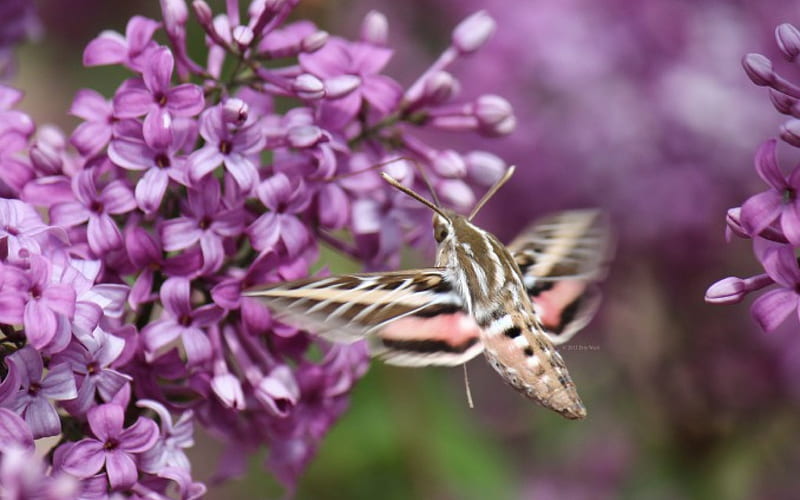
113;47;204;146
248;173;312;257
83;15;160;71
0;347;77;438
740;140;800;244
50;169;137;255
750;246;800;332
0;255;76;350
53;331;132;416
159;177;245;274
299;37;403;129
141;277;224;365
187;103;265;193
60;403;159;490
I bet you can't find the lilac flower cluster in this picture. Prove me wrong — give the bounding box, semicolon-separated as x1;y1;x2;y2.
707;23;800;332
0;0;513;496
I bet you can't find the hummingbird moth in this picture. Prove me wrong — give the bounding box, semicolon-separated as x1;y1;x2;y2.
245;166;612;419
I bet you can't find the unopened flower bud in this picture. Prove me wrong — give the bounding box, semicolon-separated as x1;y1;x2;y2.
474;94;516;136
222;98;249;125
361;11;388;45
464;151;506;186
705;277;747;304
325;74;361;98
232;25;254;49
301;31;329;53
287;125;323;148
776;23;800;62
432;150;466;178
742;53;775;87
437;179;475;212
452;11;496;54
293;74;325;100
769;88;796;115
161;0;189;25
423;71;459;105
192;0;213;26
781;119;800;147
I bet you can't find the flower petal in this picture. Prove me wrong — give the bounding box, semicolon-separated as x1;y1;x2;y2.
160;217;201;251
105;450;138;490
740;190;783;236
135;168;169;213
60;439;106;478
166;84;205;117
25;397;62;438
754;139;787;189
87;403;124;441
118;416;159;453
87;214;123;254
751;288;798;332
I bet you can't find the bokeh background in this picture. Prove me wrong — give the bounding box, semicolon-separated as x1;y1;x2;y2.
15;0;800;498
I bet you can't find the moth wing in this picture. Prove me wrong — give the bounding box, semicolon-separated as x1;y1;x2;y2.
244;269;483;366
508;209;613;344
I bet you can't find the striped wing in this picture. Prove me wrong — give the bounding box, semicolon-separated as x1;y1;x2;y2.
244;269;484;366
508;209;613;344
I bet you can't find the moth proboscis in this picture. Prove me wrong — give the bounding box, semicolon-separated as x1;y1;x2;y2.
245;166;612;420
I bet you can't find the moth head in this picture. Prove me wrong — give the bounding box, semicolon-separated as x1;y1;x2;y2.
432;212;454;243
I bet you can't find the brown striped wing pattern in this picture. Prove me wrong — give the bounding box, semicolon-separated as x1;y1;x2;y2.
245;269;484;366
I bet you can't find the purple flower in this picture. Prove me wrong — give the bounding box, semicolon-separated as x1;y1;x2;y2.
53;331;131;416
113;47;204;143
0;407;33;452
83;15;160;71
159;177;244;274
0;198;64;261
247;173;312;257
60;403;159;490
137;400;194;474
0;347;77;438
108;119;193;213
740;140;800;244
751;245;800;331
0;255;76;351
141;277;224;365
69;89;114;157
187;103;265;193
299;37;402;129
49;169;136;255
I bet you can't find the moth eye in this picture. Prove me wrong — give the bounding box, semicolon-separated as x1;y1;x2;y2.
434;225;448;243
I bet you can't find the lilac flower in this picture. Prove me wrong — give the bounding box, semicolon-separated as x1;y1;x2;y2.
750;246;800;332
53;331;131;416
108;119;193;213
0;255;76;351
82;15;160;71
60;403;159;490
299;37;403;129
113;47;204;141
0;347;77;438
137;400;194;473
740;140;800;243
247;173;312;257
0;198;63;261
141;277;224;365
69;89;114;157
49;169;137;255
187;103;265;192
159;177;245;274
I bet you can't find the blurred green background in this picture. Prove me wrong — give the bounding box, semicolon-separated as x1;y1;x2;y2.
17;0;800;498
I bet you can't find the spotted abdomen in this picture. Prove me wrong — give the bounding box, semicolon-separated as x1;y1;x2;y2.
480;311;587;419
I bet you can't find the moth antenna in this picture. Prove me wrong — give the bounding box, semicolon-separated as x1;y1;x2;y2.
469;165;516;221
381;172;450;220
463;363;474;409
314;157;443;208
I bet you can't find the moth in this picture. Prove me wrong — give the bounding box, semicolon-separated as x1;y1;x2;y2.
245;166;612;419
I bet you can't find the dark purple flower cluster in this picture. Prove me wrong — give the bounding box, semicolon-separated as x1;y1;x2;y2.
0;0;513;497
707;23;800;332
